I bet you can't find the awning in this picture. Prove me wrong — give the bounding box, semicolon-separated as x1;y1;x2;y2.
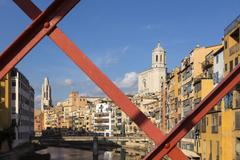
181;149;200;158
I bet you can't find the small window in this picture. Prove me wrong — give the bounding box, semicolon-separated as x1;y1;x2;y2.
12;81;16;86
12;93;16;100
216;55;219;64
143;79;146;88
235;57;239;66
225;64;228;72
224;41;228;49
230;60;233;72
160;55;162;62
156;55;158;62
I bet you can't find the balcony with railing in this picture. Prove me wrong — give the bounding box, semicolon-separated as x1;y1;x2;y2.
183;106;192;117
229;42;240;56
94;113;109;117
202;58;214;70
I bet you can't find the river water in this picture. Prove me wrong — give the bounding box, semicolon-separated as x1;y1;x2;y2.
36;147;146;160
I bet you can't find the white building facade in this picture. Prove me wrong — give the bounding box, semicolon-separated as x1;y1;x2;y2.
138;42;167;94
41;77;52;111
213;47;224;86
10;68;34;148
93;103;114;137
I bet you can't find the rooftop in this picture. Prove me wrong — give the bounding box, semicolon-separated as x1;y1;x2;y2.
224;15;240;35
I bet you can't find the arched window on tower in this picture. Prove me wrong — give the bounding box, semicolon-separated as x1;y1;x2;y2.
160;55;162;63
156;55;158;62
143;79;147;89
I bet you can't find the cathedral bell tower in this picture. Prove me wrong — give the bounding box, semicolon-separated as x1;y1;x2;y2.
152;41;166;68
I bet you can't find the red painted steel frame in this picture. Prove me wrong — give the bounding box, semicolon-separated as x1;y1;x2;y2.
0;0;80;80
0;0;188;159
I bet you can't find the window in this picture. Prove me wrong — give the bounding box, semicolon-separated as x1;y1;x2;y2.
194;82;201;93
212;113;218;133
201;117;206;133
230;60;233;72
143;79;146;88
156;55;158;62
160;55;162;62
178;74;181;82
236;112;240;130
12;93;16;100
210;140;212;160
224;41;228;49
236;138;240;160
216;55;219;64
230;28;240;43
224;92;233;109
216;141;220;160
235;57;239;66
12;81;16;87
214;72;219;84
219;115;221;126
225;63;228;72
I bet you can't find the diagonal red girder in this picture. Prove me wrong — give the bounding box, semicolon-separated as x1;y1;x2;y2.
0;0;188;159
144;64;240;159
0;0;80;80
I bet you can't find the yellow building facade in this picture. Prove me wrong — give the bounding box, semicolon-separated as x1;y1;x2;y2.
196;46;224;160
222;15;240;160
0;74;11;130
0;74;11;152
195;78;222;160
166;67;181;132
179;45;222;152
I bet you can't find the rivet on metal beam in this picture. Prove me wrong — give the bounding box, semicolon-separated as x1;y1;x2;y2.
165;143;170;149
44;22;50;28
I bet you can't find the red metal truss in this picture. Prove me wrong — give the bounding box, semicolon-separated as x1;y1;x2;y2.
0;0;188;159
0;0;80;80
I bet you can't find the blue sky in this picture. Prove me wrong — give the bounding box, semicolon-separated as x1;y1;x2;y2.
0;0;239;107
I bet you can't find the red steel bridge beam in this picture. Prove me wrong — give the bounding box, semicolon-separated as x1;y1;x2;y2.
144;64;240;159
0;0;80;80
0;0;188;159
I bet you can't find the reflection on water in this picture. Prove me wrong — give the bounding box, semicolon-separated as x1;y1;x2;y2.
36;147;146;160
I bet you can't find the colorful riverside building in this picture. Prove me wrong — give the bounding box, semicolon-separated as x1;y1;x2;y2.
165;67;182;133
222;15;240;160
177;44;222;154
196;45;224;160
0;74;11;152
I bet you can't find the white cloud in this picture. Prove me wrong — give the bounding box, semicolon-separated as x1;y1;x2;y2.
121;46;129;54
95;46;130;67
95;54;118;67
116;72;138;89
64;78;73;86
142;24;161;30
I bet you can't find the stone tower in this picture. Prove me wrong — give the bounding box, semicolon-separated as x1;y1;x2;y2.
138;41;167;94
152;41;166;68
41;77;52;111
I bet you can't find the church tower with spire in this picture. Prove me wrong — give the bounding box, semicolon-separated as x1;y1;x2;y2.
41;77;52;111
138;41;167;94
